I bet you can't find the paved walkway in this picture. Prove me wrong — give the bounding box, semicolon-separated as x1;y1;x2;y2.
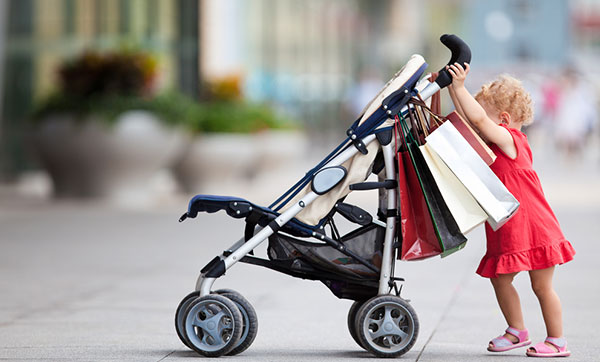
0;143;599;361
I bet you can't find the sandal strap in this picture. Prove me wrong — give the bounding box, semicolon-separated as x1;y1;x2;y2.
545;336;567;349
490;336;513;348
505;327;528;342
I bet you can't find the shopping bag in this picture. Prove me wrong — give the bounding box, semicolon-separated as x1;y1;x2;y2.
446;111;496;166
406;140;467;257
420;143;487;234
425;121;519;230
397;143;442;261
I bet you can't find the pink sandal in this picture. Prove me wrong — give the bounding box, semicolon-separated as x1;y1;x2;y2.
526;337;570;357
488;327;531;352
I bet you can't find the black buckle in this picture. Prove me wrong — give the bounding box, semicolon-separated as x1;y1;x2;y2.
382;86;411;116
346;129;368;154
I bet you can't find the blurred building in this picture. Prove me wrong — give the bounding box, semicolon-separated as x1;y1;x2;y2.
200;0;422;134
0;0;200;178
1;0;599;180
0;0;426;178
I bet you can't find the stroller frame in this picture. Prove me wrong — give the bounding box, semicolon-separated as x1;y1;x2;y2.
196;131;399;297
194;74;445;297
176;34;472;358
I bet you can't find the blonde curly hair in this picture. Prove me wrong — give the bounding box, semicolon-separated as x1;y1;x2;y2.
474;75;534;125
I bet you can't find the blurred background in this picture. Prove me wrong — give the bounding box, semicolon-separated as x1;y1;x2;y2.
0;0;598;205
1;2;599;360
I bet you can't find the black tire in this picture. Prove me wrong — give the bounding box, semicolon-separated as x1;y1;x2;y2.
214;289;259;356
174;291;200;349
355;295;419;358
347;300;367;350
182;294;243;357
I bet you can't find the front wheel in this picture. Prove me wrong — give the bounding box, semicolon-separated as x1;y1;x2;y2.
182;294;243;357
355;295;419;358
214;289;258;356
174;291;200;349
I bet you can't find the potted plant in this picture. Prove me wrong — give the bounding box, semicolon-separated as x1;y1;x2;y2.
31;49;192;203
172;75;305;194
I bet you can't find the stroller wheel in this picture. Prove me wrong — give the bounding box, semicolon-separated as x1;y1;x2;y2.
347;300;367;350
174;291;200;349
182;294;243;357
214;289;258;356
355;295;419;358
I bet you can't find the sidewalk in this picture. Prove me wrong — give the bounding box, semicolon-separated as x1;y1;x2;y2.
0;144;598;361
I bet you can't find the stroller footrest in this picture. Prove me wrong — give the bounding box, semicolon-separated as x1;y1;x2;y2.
349;179;397;191
335;203;372;226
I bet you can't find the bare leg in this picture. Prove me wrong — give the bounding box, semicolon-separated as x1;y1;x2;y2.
527;266;563;352
489;272;524;346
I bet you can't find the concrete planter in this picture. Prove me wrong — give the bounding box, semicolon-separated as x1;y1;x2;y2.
32;110;188;203
173;130;308;194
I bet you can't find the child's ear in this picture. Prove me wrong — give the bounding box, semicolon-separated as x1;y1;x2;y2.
500;112;511;125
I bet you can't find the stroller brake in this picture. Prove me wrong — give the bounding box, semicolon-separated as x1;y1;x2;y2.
388;277;406;298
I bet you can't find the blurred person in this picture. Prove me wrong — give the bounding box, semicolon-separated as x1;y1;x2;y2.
553;66;598;159
540;79;561;126
525;77;560;150
447;63;576;358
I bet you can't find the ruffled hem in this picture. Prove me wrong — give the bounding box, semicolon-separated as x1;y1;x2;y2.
476;239;576;278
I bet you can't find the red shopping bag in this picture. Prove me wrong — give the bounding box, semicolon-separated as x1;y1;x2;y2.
446;111;496;166
396;123;442;261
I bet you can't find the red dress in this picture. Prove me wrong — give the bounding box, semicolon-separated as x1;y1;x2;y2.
476;125;576;278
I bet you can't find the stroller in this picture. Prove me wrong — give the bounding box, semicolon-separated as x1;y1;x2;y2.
175;34;472;358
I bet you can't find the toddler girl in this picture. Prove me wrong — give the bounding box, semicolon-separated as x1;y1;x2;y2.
446;63;576;358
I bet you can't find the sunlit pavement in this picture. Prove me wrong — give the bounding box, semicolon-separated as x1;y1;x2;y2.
0;138;598;361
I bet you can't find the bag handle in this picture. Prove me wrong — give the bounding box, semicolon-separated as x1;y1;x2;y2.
410;96;445;127
414;104;430;138
407;106;427;145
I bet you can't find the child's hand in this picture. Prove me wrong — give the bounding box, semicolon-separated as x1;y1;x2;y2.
446;62;470;88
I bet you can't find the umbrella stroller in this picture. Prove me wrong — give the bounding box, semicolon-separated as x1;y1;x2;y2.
175;34;472;358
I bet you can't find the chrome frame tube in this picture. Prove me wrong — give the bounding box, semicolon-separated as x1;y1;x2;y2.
378;141;398;294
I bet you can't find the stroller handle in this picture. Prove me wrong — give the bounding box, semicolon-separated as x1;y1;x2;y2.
434;34;472;89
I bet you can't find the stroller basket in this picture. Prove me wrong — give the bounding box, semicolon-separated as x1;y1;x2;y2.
268;224;385;279
267;224;384;300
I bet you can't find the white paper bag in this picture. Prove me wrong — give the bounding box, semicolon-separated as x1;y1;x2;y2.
420;144;488;234
425;121;519;230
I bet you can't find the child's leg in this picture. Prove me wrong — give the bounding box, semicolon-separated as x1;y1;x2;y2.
490;272;524;344
528;266;563;338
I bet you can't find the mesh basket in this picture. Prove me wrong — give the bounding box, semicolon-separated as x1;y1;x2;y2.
268;224;384;279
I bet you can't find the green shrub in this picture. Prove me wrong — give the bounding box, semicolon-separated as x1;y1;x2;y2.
190;101;296;133
32;49;297;133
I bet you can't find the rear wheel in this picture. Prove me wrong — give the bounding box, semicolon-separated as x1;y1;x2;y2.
355;295;419;358
347;300;366;349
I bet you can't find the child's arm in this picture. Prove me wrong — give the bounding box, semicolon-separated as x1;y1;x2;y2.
447;84;468;121
446;63;516;157
448;83;483;136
